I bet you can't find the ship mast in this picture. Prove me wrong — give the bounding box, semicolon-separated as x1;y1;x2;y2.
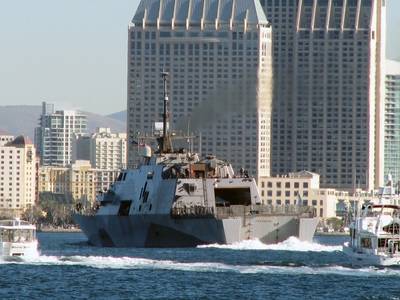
159;71;173;153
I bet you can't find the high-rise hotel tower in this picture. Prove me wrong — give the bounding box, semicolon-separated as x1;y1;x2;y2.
262;0;386;191
384;60;400;184
127;0;273;178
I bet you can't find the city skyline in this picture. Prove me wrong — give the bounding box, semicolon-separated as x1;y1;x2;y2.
0;0;399;114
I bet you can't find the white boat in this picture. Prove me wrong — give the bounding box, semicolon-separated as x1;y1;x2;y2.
343;204;400;266
0;219;38;258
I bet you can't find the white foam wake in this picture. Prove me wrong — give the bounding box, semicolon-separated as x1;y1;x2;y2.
1;255;399;277
197;237;342;252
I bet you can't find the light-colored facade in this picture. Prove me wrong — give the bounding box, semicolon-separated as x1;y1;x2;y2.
384;59;400;183
35;102;87;167
127;0;273;178
259;171;335;218
0;133;15;146
39;160;119;204
72;128;127;170
0;136;36;216
263;0;386;191
259;171;391;219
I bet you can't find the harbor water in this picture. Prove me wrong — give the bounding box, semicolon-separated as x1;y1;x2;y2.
0;233;399;299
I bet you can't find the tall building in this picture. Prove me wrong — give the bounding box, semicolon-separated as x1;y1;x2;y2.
39;160;119;204
262;0;386;191
127;0;273;178
0;136;36;216
384;59;400;183
72;128;127;170
35;102;87;167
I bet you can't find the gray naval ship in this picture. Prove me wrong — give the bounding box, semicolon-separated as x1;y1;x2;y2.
74;73;319;247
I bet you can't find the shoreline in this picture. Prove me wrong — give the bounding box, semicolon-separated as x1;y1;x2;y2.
315;231;349;236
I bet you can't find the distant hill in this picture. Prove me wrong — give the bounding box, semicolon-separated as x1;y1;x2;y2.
0;105;126;139
107;110;127;123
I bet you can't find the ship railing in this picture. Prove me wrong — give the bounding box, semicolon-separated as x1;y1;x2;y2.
170;205;316;219
216;205;316;219
170;205;214;218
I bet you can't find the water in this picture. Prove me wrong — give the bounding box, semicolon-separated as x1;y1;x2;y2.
1;233;399;299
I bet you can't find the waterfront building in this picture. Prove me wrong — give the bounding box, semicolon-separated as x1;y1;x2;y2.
72;128;127;170
259;171;336;218
127;0;273;178
34;102;87;167
38;160;119;204
0;136;36;216
259;171;398;219
262;0;386;191
0;132;15;146
384;60;400;184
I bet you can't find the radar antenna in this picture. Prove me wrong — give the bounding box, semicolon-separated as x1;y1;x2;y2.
159;71;173;153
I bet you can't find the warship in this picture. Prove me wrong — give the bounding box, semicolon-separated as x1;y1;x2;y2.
73;72;319;247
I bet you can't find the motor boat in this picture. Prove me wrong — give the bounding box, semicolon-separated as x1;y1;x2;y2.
0;218;38;258
343;204;400;266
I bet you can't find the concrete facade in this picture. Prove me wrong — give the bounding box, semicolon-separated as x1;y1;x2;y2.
384;59;400;184
0;136;36;216
39;160;119;204
35;102;87;167
259;171;392;219
127;0;273;178
72;128;127;170
262;0;386;191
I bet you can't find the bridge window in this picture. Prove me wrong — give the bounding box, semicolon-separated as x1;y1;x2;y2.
215;188;251;206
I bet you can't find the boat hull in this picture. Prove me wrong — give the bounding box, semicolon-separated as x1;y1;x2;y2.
0;241;38;258
343;243;400;266
73;214;319;247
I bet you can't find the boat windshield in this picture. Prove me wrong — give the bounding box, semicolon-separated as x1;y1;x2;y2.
0;229;35;243
365;206;400;217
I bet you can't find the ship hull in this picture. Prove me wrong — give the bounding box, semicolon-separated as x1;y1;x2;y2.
73;214;319;247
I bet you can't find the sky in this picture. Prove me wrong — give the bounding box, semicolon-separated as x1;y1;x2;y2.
0;0;399;115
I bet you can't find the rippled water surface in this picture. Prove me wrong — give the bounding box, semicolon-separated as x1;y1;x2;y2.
1;233;399;299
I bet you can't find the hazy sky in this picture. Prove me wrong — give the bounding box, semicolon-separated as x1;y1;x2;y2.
0;0;399;115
